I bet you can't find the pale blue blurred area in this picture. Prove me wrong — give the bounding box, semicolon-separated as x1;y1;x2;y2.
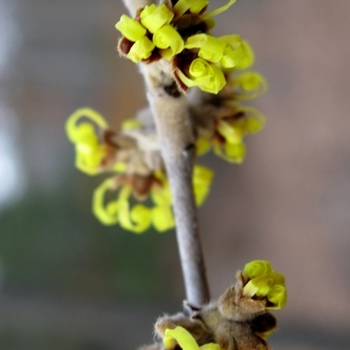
0;0;350;349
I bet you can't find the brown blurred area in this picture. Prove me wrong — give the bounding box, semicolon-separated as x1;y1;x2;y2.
0;0;349;349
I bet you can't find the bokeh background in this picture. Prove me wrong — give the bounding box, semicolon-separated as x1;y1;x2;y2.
0;0;350;349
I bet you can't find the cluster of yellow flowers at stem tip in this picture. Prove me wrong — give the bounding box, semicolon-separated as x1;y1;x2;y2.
242;260;287;310
115;0;255;94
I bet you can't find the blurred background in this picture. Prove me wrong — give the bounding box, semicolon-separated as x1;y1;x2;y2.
0;0;349;349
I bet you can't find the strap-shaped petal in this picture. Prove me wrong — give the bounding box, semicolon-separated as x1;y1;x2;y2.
127;36;155;63
66;107;108;143
216;119;243;143
92;178;119;225
164;326;220;350
176;58;226;94
243;260;273;280
164;327;199;350
115;14;147;42
202;0;236;19
140;4;174;33
153;24;184;59
266;284;287;310
152;205;175;232
231;71;268;100
186;34;226;63
118;186;152;233
173;0;209;16
193;165;214;206
234;40;255;70
219;34;247;69
224;141;246;163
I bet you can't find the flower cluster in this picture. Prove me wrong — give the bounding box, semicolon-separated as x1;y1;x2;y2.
242;260;287;310
66;107;213;233
141;260;286;350
116;0;255;94
191;67;267;164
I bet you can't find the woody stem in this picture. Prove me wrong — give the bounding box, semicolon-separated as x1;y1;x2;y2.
122;0;210;306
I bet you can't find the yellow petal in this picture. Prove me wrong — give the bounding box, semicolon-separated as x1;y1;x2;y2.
176;58;226;94
127;36;155;63
92;178;119;225
234;40;255;70
115;14;147;42
121;118;142;130
224;142;246;163
153;24;184;58
193;165;214;206
202;0;236;19
152;205;175;232
140;4;174;33
242;260;273;280
216;119;243;143
164;326;199;350
266;284;287;310
195;137;212;155
66;107;108;143
231;71;269;100
219;35;247;69
185;34;226;63
112;162;127;173
173;0;209;16
118;186;152;233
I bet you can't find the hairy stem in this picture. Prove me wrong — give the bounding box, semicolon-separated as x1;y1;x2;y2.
144;63;210;305
122;0;210;306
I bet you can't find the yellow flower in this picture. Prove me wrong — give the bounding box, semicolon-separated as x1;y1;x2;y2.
176;58;226;94
92;165;213;233
229;71;268;100
153;24;184;59
219;35;250;69
241;260;287;310
164;326;220;350
65;108;111;175
173;0;209;17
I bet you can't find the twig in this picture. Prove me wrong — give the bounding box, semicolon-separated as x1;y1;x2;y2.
122;0;210;306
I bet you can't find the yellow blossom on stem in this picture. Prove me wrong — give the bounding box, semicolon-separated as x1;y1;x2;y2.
241;260;287;310
176;58;226;94
92;165;213;233
230;71;269;100
65;108;110;175
164;326;220;350
153;24;184;59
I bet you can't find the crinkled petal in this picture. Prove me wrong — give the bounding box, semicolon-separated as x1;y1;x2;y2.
152;205;175;232
153;24;184;59
193;165;214;206
266;284;287;310
115;14;147;41
173;0;209;16
92;178;119;225
242;260;273;280
127;36;155;63
202;0;236;19
140;4;174;33
66;107;108;144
